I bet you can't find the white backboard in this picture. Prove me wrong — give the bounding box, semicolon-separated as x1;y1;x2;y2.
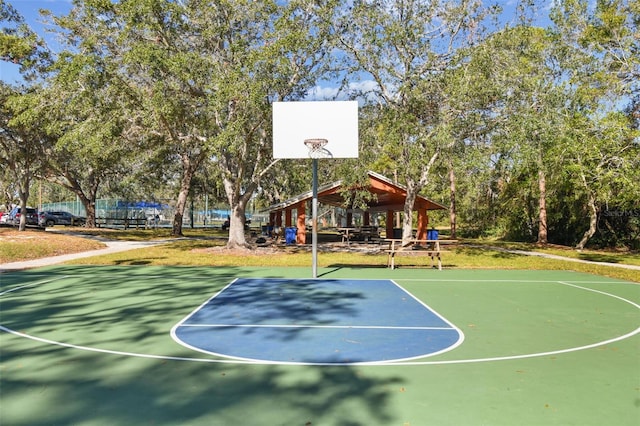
272;101;359;159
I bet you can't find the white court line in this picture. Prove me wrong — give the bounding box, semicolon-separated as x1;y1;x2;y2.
0;276;70;296
177;324;455;330
3;275;634;285
392;278;638;284
1;279;638;367
396;281;640;365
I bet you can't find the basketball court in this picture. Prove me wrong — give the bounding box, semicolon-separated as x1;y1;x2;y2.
1;265;638;425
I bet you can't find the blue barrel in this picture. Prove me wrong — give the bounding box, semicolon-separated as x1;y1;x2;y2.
285;227;297;244
427;229;439;240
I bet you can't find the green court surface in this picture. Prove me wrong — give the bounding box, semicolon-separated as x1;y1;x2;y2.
1;266;638;425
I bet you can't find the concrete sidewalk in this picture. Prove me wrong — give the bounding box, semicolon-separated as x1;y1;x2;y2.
471;245;640;271
0;240;166;272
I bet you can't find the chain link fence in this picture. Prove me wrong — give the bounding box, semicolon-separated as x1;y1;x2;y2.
40;199;267;229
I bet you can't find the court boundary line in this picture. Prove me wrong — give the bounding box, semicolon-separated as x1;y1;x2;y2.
1;277;638;367
2;274;634;287
0;276;70;295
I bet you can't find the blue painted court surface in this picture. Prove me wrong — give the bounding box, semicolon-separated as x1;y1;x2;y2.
171;278;463;365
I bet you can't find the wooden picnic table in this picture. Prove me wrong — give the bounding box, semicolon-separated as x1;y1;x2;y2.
338;226;380;245
337;227;356;245
383;239;457;270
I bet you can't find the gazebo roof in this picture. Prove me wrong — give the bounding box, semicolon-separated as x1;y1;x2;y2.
266;171;446;213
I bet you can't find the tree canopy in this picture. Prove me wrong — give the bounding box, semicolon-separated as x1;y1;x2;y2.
1;0;638;250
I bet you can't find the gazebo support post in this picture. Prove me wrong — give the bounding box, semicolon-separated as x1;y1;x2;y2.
416;208;428;244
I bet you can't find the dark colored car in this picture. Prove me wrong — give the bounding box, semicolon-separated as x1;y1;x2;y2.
38;211;86;227
8;207;40;226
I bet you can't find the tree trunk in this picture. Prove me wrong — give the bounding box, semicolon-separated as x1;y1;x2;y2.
576;193;597;250
85;201;96;228
449;165;457;239
223;176;256;250
68;185;97;228
393;170;401;228
48;169;100;228
227;204;248;249
17;175;30;231
171;152;202;237
17;193;28;231
537;168;548;244
172;185;189;237
402;182;419;244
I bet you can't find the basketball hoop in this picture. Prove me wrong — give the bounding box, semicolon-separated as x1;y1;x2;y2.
304;138;333;159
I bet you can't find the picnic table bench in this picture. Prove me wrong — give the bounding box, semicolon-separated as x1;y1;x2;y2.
383;239;457;270
338;226;381;245
95;217;148;229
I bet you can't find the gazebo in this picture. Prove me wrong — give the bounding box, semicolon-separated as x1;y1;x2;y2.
266;171;446;244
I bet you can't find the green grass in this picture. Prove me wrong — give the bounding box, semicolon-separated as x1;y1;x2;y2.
0;228;105;263
2;228;638;282
477;239;640;266
64;237;640;283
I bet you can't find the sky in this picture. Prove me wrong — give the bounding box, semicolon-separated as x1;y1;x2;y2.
1;0;73;84
1;0;552;87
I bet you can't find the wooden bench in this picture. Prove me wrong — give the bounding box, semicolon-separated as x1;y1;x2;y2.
383;239;456;270
95;217;148;229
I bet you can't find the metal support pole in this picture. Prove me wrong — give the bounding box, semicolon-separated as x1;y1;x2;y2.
312;158;318;278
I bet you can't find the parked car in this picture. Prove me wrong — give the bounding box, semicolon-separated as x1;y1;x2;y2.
38;211;86;227
8;207;40;226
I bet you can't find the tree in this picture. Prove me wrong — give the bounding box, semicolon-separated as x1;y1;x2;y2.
468;25;572;244
0;83;48;230
0;0;52;230
549;0;640;248
51;0;338;246
0;0;51;81
335;0;495;242
6;9;146;228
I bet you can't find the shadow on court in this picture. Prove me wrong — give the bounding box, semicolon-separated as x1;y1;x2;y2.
1;346;403;425
0;266;405;425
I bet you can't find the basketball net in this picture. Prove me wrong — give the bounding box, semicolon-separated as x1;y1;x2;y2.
304;139;333;159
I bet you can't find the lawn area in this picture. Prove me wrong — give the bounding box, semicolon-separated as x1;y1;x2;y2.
1;227;637;283
0;227;105;263
481;239;640;267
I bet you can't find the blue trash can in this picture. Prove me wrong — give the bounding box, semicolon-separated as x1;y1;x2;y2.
427;229;439;241
285;227;297;245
